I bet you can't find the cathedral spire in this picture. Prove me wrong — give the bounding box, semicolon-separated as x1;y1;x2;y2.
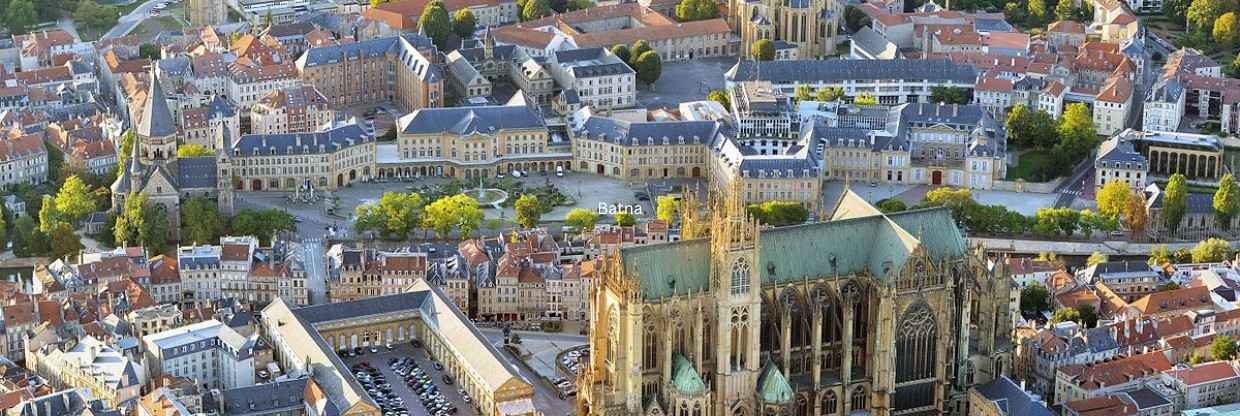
137;67;176;140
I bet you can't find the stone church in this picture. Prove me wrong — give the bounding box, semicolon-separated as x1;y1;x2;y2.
111;68;234;242
577;187;1013;416
729;0;841;59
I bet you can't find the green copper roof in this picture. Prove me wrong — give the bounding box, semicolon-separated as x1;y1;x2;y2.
757;360;794;403
671;353;706;396
621;203;966;301
624;238;712;300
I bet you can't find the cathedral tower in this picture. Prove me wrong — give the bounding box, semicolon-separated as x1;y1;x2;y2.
136;67;179;165
710;178;763;414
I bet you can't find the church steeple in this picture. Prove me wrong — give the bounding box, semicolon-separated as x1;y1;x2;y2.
128;138;142;194
136;66;178;164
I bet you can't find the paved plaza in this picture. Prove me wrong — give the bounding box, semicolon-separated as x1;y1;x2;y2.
638;57;734;109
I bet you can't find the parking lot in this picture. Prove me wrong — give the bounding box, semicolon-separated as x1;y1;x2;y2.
341;343;475;416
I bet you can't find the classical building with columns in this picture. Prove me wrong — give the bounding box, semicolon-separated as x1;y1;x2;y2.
577;188;1013;416
1114;129;1224;184
262;281;538;416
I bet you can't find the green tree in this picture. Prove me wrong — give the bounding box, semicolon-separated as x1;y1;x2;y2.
113;193;145;247
1054;0;1076;21
1192;238;1233;262
1097;180;1132;218
48;222;81;261
1165;0;1189;23
630;41;652;64
751;38;776;60
176;144;214;158
1028;0;1049;25
794;84;812;102
746;201;809;226
876;198;907;213
1087;251;1108;266
354;203;384;238
1059;103;1098;148
1165;173;1189;234
180;196;225;244
929;86;970;104
1190;352;1208;365
1035;207;1080;237
228;209;295;245
140;204;170;255
419;0;454;50
54;175;95;224
632;50;662;85
514;194;542;229
614;212;636;227
138;44;160;60
1215;12;1240;49
656;196;680;222
422;194;484;239
5;0;38;35
1188;0;1233;32
1216;174;1240;229
11;216;41;257
378;192;423;238
567;0;593;10
521;0;551;21
1020;283;1051;315
843;5;871;32
1051;307;1082;325
855;94;878;106
610;44;631;64
565;208;599;231
1212;335;1238;360
453;9;477;38
815;87;844;102
38;196;63;234
74;0;119;33
923;187;975;216
1078;304;1099;327
676;0;715;21
708;89;731;109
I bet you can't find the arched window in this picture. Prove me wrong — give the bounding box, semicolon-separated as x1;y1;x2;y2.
851;386;867;411
731;258;751;295
821;391;837;416
894;302;938;412
643;320;658;370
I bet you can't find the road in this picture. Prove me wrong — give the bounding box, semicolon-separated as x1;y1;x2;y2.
476;329;580;416
1054;155;1094;208
102;0;162;40
56;19;82;41
301;238;328;304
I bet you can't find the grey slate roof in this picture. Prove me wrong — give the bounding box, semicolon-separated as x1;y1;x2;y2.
176;156;219;189
569;62;634;78
292;291;430;324
137;69;178;138
973;18;1014;33
209;95;237;118
457;44;516;63
1119;387;1172;410
1085;327;1119;354
1146;78;1184;103
232;122;373;156
219;377;309;416
398;105;545;135
1096;135;1147;166
725;59;977;85
851;27;898;59
574;116;719;146
974;376;1053;416
296;34;439;82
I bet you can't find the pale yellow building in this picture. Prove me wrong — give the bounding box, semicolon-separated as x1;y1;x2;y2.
384;103;568;179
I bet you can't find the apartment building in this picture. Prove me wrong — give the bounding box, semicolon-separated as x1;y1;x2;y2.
1143;78;1185;133
328;248;427;303
725;59;977;106
1095;135;1148;193
295;34;444;113
494;4;730;62
24;336;143;408
1054;351;1172;406
0;129;48;188
128;304;184;338
223;120;375;191
386;103;565;179
250;84;334;134
1160;361;1240;410
362;0;519;29
142;320;255;390
546;47;636;111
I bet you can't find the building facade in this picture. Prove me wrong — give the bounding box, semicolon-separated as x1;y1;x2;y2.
578;189;1013;416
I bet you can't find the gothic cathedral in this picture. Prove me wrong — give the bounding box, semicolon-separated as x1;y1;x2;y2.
578;188;1013;416
729;0;841;59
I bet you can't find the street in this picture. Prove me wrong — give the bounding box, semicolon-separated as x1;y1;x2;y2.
301;238;328;304
477;329;581;416
102;0;163;40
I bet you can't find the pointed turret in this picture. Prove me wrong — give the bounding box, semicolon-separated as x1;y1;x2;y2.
137;67;177;140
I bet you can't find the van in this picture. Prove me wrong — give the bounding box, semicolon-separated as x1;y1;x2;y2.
555;165;564;177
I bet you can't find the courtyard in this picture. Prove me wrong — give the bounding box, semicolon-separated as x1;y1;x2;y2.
638;57;735;109
235;171;653;241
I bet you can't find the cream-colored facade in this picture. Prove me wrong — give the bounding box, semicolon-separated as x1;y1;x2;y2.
384;104;569;180
329;250;427;303
249;85;335;134
262;283;540;416
223;122;375;191
578;189;1013;416
129;304;183;338
295;35;443;114
26;335;143;409
187;0;226;27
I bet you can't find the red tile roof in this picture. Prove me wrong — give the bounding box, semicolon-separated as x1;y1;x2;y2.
1165;361;1240;385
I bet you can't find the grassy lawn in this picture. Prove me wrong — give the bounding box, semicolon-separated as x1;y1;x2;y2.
1006;149;1055;182
131;15;184;40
